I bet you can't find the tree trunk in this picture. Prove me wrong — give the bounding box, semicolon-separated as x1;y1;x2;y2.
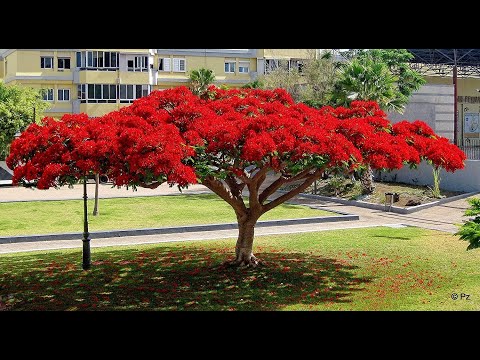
233;218;259;267
360;165;375;194
93;173;99;216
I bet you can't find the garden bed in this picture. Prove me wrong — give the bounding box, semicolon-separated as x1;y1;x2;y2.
281;178;471;213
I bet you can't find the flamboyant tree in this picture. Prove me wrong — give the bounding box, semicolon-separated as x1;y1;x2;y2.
7;86;466;267
318;102;466;195
391;120;466;198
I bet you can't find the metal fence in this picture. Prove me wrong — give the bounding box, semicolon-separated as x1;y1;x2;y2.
459;146;480;160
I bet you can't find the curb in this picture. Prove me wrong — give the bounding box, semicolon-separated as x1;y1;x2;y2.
0;214;359;244
288;191;479;214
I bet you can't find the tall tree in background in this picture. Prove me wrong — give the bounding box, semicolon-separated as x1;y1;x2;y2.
188;68;216;97
298;51;338;108
258;66;303;100
0;82;50;159
258;50;338;104
332;49;426;113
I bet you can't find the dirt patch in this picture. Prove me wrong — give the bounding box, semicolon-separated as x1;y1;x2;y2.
283;178;465;207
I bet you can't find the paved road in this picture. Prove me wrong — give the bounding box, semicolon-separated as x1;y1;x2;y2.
0;184;475;254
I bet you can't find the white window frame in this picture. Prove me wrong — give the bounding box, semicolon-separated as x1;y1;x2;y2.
159;58;171;72
79;84;117;103
58;89;70;102
141;84;150;97
173;58;186;72
119;84;135;103
42;88;54;101
238;61;250;74
41;56;54;69
225;61;236;74
76;51;119;70
57;57;71;70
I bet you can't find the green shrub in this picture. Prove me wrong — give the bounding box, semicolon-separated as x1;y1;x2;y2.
456;198;480;250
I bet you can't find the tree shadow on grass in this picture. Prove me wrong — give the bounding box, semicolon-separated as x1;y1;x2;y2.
0;247;372;311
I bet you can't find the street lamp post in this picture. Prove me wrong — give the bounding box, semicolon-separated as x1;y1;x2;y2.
82;175;91;270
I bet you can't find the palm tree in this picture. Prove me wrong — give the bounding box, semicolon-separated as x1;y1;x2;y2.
188;68;216;97
332;56;406;113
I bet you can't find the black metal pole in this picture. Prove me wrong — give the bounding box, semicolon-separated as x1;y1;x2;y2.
82;176;91;270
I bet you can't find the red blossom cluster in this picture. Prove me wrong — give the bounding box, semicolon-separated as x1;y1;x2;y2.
392;120;466;171
325;101;466;172
7;86;466;190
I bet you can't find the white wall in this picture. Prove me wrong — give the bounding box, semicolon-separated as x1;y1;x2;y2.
387;84;455;142
379;160;480;193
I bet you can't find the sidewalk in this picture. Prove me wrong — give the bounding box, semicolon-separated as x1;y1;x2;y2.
0;182;211;202
0;184;475;254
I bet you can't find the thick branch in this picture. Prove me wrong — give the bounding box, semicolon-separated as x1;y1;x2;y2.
261;169;323;214
258;167;313;204
289;167;315;182
247;181;261;210
225;174;244;199
251;166;269;183
255;173;266;193
202;176;247;214
258;176;287;204
247;166;270;210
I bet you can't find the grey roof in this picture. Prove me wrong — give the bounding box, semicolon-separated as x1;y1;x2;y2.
407;49;480;76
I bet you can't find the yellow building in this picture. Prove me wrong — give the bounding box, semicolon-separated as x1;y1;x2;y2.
0;49;314;118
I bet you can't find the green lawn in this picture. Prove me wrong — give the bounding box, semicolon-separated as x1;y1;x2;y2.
1;226;478;310
0;194;333;236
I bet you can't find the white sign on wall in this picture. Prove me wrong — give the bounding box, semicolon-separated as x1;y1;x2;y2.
464;112;480;133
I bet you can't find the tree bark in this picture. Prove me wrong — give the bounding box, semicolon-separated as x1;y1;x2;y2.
233;217;259;267
93;173;99;216
360;165;375;194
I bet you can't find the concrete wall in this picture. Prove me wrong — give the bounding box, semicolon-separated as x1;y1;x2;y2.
378;160;480;193
387;84;455;141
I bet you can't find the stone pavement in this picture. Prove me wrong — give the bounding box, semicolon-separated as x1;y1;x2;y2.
0;183;475;254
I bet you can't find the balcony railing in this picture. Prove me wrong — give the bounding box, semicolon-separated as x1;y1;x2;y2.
459;146;480;160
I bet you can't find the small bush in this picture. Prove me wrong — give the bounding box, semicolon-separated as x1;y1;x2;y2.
456;197;480;250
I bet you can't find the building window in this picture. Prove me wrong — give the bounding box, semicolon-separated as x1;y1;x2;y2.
76;51;119;70
57;58;71;70
265;59;299;74
119;84;150;103
128;56;148;72
78;84;86;101
42;89;54;101
58;89;70;102
159;58;171;71
41;56;54;69
225;61;236;73
79;83;117;103
173;58;186;72
238;61;250;73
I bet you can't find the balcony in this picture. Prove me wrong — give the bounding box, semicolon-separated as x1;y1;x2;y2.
73;68;119;84
118;71;150;85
